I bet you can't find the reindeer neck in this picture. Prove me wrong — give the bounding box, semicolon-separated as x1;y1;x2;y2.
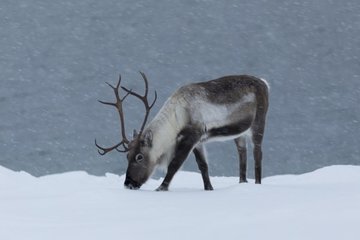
145;96;189;166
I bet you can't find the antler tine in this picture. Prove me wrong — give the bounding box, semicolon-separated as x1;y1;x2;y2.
150;90;158;108
103;74;121;91
139;71;149;96
121;72;157;136
103;75;128;102
96;74;131;156
95;139;128;156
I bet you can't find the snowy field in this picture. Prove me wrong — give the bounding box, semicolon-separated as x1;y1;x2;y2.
1;165;360;240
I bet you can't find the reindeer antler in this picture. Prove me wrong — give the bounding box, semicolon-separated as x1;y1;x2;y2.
95;72;157;155
121;72;157;137
95;75;131;155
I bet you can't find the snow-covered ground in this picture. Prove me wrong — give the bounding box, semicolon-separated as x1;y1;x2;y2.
1;165;360;240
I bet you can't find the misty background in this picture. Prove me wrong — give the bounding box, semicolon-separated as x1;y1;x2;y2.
1;0;359;178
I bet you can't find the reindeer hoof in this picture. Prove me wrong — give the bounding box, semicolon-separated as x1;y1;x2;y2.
205;185;214;191
155;185;168;191
239;179;248;183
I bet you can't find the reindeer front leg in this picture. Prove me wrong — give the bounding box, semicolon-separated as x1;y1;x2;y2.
156;127;202;191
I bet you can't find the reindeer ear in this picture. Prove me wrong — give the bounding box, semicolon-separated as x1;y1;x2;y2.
143;130;153;147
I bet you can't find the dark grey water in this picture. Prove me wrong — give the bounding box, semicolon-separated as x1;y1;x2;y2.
1;0;359;177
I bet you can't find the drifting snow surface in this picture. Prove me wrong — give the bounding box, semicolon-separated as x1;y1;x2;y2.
1;165;360;240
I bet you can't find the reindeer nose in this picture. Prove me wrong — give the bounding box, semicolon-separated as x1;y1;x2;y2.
124;177;141;190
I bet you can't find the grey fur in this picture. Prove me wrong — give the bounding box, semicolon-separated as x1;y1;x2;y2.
124;75;269;190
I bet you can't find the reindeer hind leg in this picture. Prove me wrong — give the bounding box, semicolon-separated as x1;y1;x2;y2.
251;124;265;184
234;136;248;183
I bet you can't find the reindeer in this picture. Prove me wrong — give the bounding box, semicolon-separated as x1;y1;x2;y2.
95;72;269;191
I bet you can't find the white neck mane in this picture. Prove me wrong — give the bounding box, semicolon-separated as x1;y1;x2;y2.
145;96;189;167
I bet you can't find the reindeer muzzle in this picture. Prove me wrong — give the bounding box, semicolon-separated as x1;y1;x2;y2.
124;177;141;190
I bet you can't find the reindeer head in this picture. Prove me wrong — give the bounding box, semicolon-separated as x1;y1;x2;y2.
123;129;155;189
95;72;157;190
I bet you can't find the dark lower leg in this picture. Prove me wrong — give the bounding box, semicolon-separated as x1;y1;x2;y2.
193;146;213;190
156;127;202;191
156;159;186;191
239;148;248;183
254;145;262;184
235;137;247;183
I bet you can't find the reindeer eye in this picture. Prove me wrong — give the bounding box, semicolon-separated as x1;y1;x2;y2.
135;153;144;163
